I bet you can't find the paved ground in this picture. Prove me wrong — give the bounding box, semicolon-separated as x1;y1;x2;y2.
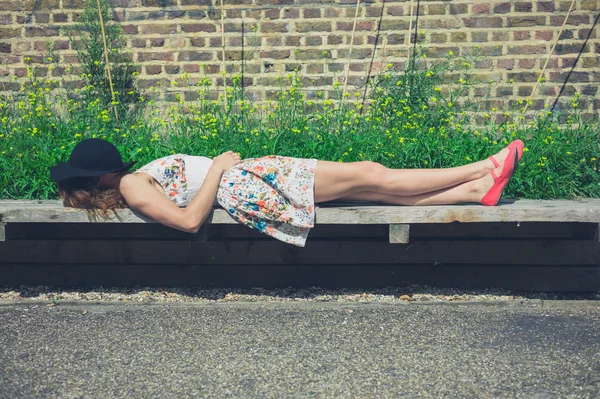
1;301;599;399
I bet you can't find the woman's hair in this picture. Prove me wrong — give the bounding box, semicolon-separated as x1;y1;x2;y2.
57;175;128;216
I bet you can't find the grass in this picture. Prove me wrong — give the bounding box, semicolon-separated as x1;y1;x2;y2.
0;52;599;201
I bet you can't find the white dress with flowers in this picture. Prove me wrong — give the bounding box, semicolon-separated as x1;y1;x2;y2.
134;154;318;247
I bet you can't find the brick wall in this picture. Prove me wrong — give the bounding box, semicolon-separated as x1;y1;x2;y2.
0;0;599;113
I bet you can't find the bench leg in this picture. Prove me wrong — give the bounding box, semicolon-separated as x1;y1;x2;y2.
186;225;222;242
389;224;410;244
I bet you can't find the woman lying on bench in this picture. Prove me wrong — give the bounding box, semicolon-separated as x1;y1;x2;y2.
51;138;523;246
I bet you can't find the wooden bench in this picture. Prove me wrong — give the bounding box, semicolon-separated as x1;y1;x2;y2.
1;199;600;291
1;199;600;243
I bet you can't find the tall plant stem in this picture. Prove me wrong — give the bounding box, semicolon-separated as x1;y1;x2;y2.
96;0;118;120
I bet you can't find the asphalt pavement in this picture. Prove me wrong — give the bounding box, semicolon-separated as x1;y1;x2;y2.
1;301;599;398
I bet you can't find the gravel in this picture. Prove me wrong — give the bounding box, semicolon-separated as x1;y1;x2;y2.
1;285;599;304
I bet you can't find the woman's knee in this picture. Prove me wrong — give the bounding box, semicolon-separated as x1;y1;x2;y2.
356;161;388;189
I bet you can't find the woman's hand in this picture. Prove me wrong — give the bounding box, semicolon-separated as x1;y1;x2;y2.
212;151;242;173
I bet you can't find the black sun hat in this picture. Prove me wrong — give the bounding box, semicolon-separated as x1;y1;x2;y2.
50;138;136;182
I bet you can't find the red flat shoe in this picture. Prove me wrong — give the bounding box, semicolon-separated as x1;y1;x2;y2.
480;148;519;206
508;139;524;161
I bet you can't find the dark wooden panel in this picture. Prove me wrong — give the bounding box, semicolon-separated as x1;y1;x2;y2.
1;264;598;292
6;222;597;241
1;240;599;265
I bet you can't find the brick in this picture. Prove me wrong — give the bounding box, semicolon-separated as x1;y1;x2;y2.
558;30;575;40
297;21;332;32
366;7;383;18
518;59;536;69
507;72;538;82
169;11;186;19
550;15;589;26
581;85;598;95
515;2;532;12
0;14;13;25
497;86;513;96
52;13;68;23
517;86;532;96
325;8;343;18
148;11;166;20
381;20;409;30
190;38;205;47
472;3;489;14
35;13;50;23
146;65;162;75
261;22;288;33
128;12;147;21
337;48;372;59
141;24;177;35
555;43;587;55
386;31;407;44
182;23;216;33
165;65;180;74
209;37;222;47
471;32;488;42
337;21;374;31
165;37;186;48
265;36;281;46
367;35;384;45
3;1;26;11
138;78;170;89
449;4;467;14
507;45;546;55
560;58;577;68
150;38;165;47
178;51;213;61
284;63;301;72
122;25;139;34
183;64;200;74
0;27;21;39
138;52;173;61
260;50;290;59
491;31;509;41
582;57;600;68
303;8;321;18
327;35;343;45
427;4;446;15
131;38;146;48
296;49;330;60
0;42;10;53
507;16;546;27
306;36;322;46
493;3;511;13
141;0;176;6
306;65;324;74
535;31;553;41
34;39;67;51
550;72;590;82
463;17;502;28
581;0;598;10
227;9;242;18
536;2;555;12
25;26;59;37
578;28;596;40
450;32;467;42
430;33;447;43
387;6;404;16
283;9;299;19
513;31;530;40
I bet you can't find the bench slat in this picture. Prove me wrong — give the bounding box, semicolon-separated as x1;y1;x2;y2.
1;240;599;266
2;199;600;225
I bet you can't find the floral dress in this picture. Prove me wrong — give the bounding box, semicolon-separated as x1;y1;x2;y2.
135;154;318;247
217;156;318;247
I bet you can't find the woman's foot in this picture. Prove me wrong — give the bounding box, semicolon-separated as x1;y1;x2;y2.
478;148;519;206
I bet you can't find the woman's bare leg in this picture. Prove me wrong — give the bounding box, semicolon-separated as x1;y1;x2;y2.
335;180;482;206
314;147;511;203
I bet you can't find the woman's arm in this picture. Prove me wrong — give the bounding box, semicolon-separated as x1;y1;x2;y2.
120;151;241;233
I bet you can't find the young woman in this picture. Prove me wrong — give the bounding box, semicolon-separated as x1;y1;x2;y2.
51;138;523;246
